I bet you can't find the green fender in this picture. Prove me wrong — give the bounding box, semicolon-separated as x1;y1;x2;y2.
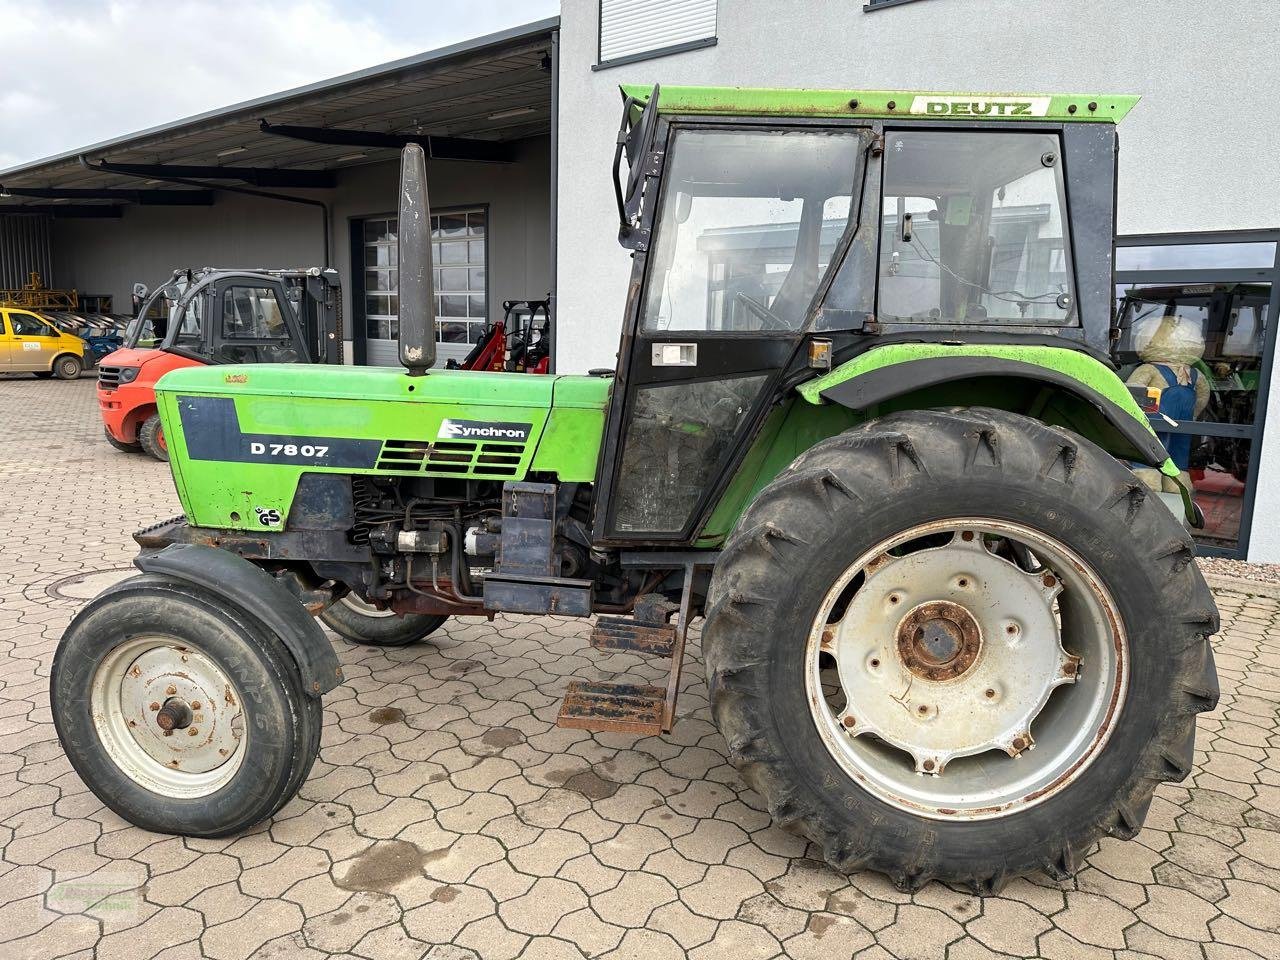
698;343;1192;545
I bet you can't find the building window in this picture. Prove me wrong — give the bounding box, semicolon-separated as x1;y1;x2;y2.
1114;232;1279;558
361;209;488;359
597;0;717;69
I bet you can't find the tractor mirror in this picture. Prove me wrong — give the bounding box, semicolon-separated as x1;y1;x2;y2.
397;143;436;375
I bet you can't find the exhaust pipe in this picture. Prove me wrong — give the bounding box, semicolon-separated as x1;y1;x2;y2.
397;143;436;375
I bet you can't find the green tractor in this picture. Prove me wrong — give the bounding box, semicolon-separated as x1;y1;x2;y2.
52;86;1219;891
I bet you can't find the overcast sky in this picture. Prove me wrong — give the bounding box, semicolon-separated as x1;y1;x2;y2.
0;0;559;171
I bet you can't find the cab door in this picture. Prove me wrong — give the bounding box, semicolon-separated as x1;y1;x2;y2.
5;310;62;371
594;121;870;543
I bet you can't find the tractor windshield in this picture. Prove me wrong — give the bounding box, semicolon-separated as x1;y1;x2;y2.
878;130;1076;326
641;127;866;333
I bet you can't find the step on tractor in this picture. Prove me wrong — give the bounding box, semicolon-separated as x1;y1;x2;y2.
97;266;342;460
53;86;1220;891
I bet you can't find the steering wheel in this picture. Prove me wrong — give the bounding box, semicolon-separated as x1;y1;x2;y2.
733;292;791;331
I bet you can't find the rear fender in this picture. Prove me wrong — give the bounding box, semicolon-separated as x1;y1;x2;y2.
799;344;1195;523
135;543;342;697
801;344;1170;464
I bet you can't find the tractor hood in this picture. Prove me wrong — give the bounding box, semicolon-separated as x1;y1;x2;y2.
153;363;611;532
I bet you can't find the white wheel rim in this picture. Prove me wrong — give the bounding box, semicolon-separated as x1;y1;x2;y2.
340;594;395;618
90;636;247;798
805;518;1127;821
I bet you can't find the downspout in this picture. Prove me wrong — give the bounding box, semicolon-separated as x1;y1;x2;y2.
78;156;331;268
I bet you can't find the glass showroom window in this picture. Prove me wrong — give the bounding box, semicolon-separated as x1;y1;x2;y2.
1114;233;1279;557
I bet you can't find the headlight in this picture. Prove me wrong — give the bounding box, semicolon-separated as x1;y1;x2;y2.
118;367;139;384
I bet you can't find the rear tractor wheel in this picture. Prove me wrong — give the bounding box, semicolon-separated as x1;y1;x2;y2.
703;407;1219;890
51;574;322;836
319;593;447;647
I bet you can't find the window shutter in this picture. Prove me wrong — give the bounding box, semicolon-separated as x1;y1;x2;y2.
599;0;717;64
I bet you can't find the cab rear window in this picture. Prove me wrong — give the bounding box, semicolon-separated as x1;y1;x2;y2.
878;130;1076;327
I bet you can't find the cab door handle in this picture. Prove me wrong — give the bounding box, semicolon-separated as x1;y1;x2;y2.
651;342;697;367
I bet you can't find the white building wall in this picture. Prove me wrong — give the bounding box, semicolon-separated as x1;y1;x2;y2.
555;0;1280;560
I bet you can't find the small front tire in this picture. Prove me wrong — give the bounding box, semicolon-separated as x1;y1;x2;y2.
139;413;169;461
51;574;322;836
104;428;141;453
53;354;83;380
319;594;447;647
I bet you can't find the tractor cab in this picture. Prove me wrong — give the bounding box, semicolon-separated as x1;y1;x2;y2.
98;266;340;459
596;86;1143;542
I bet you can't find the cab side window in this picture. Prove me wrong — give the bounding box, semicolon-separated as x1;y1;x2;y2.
9;313;56;336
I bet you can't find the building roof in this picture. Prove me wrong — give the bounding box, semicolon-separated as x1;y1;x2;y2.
0;17;558;215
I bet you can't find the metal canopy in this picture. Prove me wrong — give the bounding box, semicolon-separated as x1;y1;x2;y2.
0;17;556;213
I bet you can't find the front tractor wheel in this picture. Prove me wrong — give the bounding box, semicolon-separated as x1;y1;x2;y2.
51;575;322;836
703;408;1219;890
319;593;447;647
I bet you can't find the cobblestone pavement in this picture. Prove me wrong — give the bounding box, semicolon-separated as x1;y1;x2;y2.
1;377;1278;960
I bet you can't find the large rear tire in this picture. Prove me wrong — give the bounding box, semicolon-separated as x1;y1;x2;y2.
51;574;322;836
319;594;447;647
703;407;1218;891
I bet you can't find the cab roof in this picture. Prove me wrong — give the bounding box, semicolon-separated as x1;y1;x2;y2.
621;85;1139;123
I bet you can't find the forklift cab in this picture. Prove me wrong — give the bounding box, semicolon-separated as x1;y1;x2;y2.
149;268;340;365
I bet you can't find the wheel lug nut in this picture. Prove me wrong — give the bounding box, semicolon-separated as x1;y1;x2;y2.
191;701;201;710
149;702;160;711
165;685;177;696
985;688;997;699
188;727;199;737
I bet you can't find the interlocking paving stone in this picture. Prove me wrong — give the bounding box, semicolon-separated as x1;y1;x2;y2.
0;377;1277;958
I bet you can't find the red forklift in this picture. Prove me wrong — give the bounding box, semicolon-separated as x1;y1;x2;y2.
447;299;551;374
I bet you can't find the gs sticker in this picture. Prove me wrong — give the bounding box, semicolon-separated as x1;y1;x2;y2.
253;507;281;526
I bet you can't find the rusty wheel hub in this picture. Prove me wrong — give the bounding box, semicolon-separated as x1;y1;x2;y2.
896;601;982;681
806;520;1126;820
89;637;246;798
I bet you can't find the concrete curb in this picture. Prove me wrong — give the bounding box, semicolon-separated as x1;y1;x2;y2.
1202;573;1280;601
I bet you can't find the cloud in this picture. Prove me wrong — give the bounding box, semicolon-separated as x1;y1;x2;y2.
0;0;558;171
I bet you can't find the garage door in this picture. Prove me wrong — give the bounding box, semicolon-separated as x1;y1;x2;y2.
360;209;488;366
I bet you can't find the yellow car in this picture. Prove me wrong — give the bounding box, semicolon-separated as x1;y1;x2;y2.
1;308;85;379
